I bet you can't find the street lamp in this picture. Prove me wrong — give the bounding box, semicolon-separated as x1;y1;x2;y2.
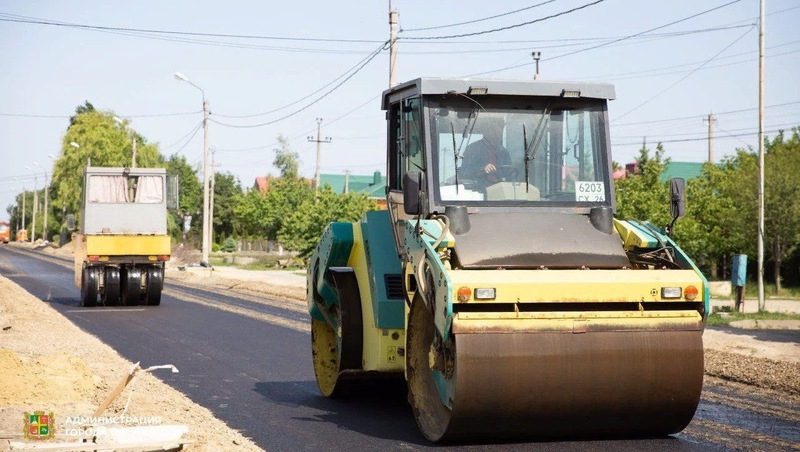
114;116;137;168
174;71;211;267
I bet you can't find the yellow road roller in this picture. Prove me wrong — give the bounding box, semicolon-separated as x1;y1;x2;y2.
74;166;174;307
307;78;707;441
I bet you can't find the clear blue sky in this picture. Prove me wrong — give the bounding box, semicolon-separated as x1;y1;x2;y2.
1;0;798;221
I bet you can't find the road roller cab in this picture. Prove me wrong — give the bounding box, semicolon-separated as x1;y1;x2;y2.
308;78;708;442
73;166;175;307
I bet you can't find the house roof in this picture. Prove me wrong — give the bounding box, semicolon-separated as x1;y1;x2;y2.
659;162;704;182
319;171;386;198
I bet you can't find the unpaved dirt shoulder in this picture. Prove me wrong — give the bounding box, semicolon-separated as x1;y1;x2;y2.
166;266;306;303
0;275;262;451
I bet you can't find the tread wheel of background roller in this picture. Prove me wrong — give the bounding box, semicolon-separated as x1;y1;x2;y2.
121;267;143;306
144;266;163;306
407;294;452;442
103;267;121;306
80;265;98;307
311;268;363;397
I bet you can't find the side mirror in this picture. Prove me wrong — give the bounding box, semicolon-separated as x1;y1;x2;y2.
670;178;686;220
403;171;425;216
167;174;180;210
666;178;685;235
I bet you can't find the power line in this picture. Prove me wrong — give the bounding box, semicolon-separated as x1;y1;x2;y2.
402;23;756;54
161;121;204;150
0;3;793;54
210;42;387;129
173;123;204;155
213;47;386;119
613;120;800;139
0;13;384;43
214;94;382;154
0;110;201;119
613;101;800;127
579;38;800;81
401;0;557;32
465;0;744;77
611;127;789;146
399;0;606;40
547;0;745;62
715;124;755;148
0;10;747;57
611;25;755;123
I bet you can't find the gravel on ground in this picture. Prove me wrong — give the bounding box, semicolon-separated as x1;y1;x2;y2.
704;349;800;396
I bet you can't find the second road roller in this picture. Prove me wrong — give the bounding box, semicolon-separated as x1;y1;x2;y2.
74;166;175;307
307;78;707;441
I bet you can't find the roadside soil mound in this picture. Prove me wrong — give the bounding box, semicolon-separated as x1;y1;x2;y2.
0;275;261;451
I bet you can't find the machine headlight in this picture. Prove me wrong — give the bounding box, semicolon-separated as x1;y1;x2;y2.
661;287;682;299
474;288;496;300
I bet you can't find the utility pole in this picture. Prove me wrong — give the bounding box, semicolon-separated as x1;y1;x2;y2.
389;4;399;88
344;170;351;194
201;98;211;266
209;148;216;247
21;187;26;235
31;176;37;243
703;113;716;163
173;72;210;267
757;0;766;312
532;51;542;80
308;118;331;192
43;172;49;242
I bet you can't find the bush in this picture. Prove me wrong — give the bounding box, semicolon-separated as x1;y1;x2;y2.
212;242;221;252
222;237;237;252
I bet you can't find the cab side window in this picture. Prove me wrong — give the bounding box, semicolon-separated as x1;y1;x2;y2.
389;97;424;190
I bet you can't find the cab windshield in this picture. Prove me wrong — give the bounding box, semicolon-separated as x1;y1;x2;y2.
429;97;610;205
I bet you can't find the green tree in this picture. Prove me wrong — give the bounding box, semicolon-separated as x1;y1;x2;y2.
614;144;670;226
676;160;746;278
166;154;202;240
235;177;312;240
764;130;800;291
69;100;95;126
234;136;309;241
273;135;300;179
212;172;242;242
278;187;376;258
51;107;163;224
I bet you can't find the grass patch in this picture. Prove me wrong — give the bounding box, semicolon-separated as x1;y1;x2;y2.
208;256;234;267
744;282;800;299
707;310;800;327
208;254;305;271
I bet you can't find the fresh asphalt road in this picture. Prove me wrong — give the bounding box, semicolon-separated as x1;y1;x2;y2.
1;245;797;451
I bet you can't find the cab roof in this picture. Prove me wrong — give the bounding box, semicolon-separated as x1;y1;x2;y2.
382;77;615;109
84;166;166;175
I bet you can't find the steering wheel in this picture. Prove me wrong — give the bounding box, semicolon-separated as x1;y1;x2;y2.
494;164;520;181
